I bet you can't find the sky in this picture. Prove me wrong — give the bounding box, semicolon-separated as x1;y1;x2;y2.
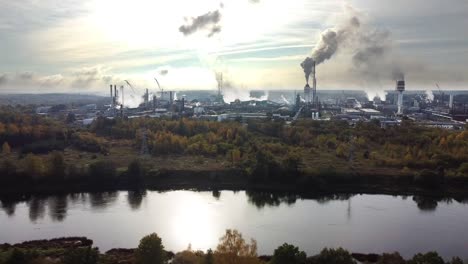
0;0;467;95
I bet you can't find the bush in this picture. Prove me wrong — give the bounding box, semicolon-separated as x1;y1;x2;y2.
63;247;99;264
135;233;166;264
271;243;307;264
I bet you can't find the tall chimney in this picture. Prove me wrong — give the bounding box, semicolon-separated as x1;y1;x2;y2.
121;86;124;108
110;84;113;107
312;60;317;107
114;85;117;101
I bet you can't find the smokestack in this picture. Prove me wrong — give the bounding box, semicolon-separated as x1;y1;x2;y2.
121;86;124;108
110;84;113;107
114;85;117;105
170;91;174;105
396;78;405;115
312;60;317;107
449;94;454;109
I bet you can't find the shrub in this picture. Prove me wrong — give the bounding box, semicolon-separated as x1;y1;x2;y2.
135;233;166;264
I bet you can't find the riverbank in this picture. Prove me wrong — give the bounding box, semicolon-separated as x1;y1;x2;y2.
1;168;467;199
0;236;464;264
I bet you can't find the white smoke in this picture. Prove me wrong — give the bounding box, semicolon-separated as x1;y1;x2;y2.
425;90;434;102
365;90;387;102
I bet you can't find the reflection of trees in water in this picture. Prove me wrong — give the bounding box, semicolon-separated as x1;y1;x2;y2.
127;190;147;210
212;190;221;200
88;192;118;209
48;195;68;222
246;191;298;209
0;199;17;216
412;196;453;212
246;192;358;208
315;194;355;204
28;196;47;222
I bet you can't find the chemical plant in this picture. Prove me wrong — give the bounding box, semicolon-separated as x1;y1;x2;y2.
34;64;468;130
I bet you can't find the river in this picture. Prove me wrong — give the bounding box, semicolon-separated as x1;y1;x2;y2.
1;190;468;259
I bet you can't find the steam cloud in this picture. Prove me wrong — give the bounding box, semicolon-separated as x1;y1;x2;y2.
179;10;222;37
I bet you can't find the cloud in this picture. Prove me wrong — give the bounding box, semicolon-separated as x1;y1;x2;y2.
179;10;222;37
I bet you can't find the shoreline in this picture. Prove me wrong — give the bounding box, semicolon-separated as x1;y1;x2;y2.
1;169;467;199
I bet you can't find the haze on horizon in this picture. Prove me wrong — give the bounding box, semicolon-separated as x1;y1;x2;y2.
0;0;467;95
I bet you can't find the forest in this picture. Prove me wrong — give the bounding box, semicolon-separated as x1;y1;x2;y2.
0;106;467;193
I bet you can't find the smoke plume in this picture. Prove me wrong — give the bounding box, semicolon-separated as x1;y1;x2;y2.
159;69;169;76
303;6;407;84
300;57;315;84
179;10;222;37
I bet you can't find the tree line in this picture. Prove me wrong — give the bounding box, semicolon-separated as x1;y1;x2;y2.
0;229;465;264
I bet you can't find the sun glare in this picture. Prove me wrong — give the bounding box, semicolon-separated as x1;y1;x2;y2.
167;192;219;251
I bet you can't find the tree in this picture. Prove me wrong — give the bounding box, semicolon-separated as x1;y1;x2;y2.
311;248;356;264
24;153;45;179
204;249;214;264
271;243;307;264
407;252;444;264
376;252;406;264
215;229;261;264
282;153;303;178
48;151;66;179
2;141;11;154
128;159;145;181
135;233;166;264
172;248;204;264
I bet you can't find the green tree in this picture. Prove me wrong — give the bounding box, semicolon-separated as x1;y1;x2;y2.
135;233;166;264
270;243;307;264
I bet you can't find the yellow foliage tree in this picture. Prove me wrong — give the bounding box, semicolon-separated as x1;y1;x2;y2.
215;229;263;264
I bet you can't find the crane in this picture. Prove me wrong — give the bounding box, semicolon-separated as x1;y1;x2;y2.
124;80;136;93
154;77;166;100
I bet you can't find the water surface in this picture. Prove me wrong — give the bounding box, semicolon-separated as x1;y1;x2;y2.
1;191;468;259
